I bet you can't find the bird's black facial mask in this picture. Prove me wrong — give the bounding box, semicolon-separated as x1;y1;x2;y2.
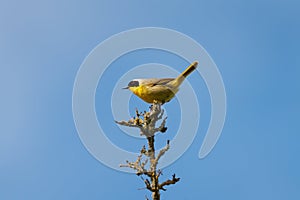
128;80;139;87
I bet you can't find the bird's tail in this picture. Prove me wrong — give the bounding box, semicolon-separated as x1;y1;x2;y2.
180;61;198;78
170;61;198;88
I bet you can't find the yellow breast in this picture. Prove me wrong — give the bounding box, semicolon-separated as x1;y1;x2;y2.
130;85;177;103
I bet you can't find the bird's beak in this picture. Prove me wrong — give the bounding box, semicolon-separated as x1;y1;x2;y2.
122;86;129;89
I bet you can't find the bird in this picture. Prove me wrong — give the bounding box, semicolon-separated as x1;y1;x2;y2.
123;61;198;104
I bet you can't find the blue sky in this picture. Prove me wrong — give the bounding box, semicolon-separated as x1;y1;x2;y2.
1;0;300;199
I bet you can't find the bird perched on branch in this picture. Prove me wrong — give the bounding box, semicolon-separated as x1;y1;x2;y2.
123;61;198;104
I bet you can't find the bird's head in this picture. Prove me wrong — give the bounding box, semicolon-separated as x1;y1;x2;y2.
123;79;140;92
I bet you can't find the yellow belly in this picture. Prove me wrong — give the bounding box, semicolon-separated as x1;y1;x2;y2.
131;85;178;103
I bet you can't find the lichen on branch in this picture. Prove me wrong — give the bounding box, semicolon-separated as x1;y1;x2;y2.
115;102;180;200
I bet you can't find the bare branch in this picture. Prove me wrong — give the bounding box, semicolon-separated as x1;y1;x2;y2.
114;120;141;128
159;174;181;191
155;140;170;166
153;117;168;133
115;103;167;137
116;102;180;200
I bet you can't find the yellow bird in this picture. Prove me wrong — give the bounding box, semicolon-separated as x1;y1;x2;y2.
123;61;198;104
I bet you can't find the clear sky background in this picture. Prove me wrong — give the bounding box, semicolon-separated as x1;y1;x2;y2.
1;0;300;199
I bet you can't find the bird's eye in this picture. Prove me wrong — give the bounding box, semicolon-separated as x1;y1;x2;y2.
128;80;139;87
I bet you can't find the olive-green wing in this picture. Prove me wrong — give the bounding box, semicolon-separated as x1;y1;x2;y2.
140;78;174;87
153;78;174;86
